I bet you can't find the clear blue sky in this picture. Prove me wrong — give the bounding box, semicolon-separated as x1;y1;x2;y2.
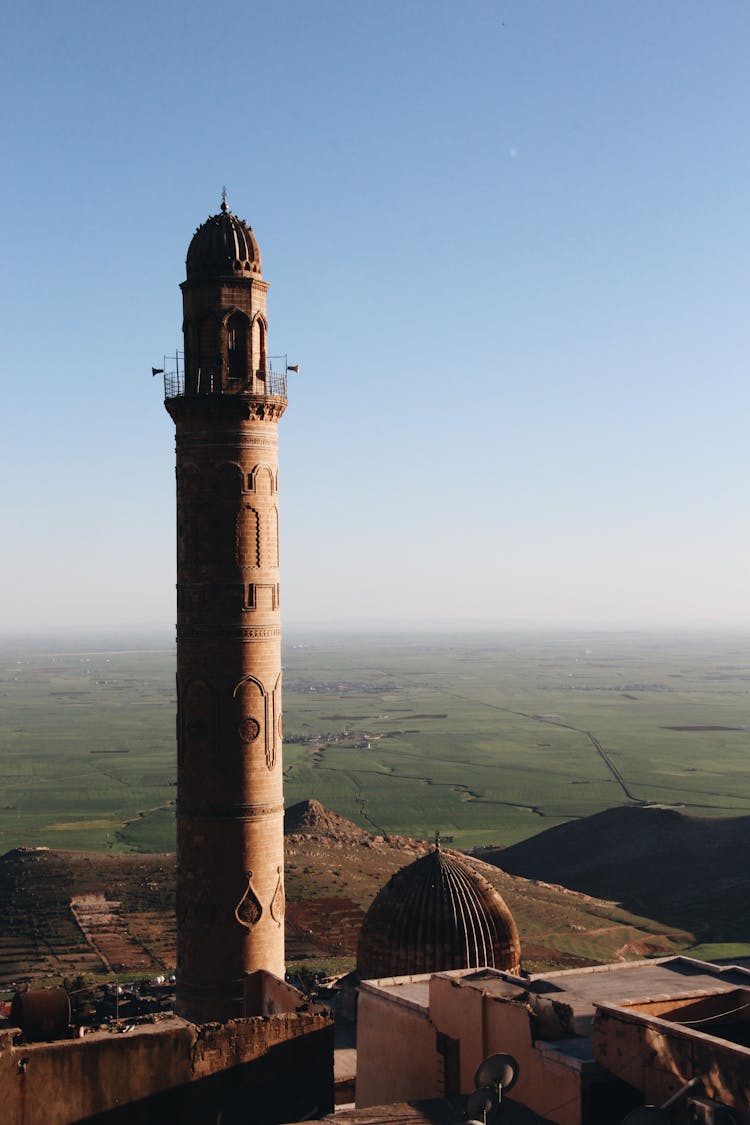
1;1;748;632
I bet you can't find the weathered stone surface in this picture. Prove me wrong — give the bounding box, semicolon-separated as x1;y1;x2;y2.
0;1001;333;1125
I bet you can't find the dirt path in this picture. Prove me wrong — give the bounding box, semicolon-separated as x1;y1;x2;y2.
446;692;641;804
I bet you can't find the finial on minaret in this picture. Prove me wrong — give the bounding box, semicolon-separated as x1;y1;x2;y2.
220;185;228;212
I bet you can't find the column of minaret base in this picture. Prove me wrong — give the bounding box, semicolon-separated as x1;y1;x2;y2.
168;396;285;1024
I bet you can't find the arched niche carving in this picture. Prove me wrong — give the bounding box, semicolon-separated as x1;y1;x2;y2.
232;674;275;769
247;464;275;494
237;505;260;567
257;505;279;570
233;674;265;747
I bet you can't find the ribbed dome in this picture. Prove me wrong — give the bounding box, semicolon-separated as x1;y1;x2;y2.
186;201;262;280
356;848;521;981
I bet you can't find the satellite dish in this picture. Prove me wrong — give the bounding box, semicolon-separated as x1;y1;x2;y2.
466;1086;499;1125
474;1053;520;1094
621;1108;670;1125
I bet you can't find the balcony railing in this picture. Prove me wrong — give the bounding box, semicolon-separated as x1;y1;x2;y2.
164;364;288;401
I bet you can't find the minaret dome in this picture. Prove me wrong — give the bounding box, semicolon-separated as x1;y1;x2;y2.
186;202;262;280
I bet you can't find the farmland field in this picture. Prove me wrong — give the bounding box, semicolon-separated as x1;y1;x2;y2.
1;629;749;853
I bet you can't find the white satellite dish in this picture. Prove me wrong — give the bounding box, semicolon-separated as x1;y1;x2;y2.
474;1053;520;1095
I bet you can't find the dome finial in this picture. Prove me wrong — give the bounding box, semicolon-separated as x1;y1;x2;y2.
221;185;228;212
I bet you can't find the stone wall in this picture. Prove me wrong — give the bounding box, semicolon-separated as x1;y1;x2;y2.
356;979;443;1107
595;1000;750;1124
0;1006;333;1125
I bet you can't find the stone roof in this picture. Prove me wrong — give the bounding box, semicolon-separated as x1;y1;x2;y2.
356;848;521;980
186;201;262;280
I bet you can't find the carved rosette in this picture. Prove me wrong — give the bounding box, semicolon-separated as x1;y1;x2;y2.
239;716;261;743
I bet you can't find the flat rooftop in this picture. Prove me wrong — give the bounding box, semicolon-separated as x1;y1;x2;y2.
358;975;432;1012
447;958;750;1018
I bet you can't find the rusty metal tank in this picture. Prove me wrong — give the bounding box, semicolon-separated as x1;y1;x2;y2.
10;989;71;1041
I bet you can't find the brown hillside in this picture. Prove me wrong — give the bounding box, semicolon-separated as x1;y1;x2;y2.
490;806;750;944
0;804;694;991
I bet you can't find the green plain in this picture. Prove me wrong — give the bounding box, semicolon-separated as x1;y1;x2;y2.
1;630;749;854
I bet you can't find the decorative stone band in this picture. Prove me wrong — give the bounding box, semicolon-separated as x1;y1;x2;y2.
178;800;284;821
170;403;286;427
168;396;286;422
177;624;281;640
175;434;280;450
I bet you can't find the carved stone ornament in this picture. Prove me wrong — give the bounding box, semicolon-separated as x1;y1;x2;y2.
270;865;284;926
234;870;263;929
238;716;261;743
277;712;283;740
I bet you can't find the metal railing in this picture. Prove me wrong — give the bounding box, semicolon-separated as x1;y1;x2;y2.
163;369;184;398
163;365;287;401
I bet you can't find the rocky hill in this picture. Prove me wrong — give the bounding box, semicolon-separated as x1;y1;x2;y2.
284;798;372;842
487;806;750;945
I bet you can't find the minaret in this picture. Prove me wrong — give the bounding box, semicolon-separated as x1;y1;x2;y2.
164;199;287;1022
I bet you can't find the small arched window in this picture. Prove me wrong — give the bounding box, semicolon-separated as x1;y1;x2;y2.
252;316;267;376
227;313;248;381
198;314;217;386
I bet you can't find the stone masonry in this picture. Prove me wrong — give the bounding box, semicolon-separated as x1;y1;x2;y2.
165;202;287;1022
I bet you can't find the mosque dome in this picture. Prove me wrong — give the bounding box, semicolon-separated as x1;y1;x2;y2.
356;847;521;980
186;200;262;280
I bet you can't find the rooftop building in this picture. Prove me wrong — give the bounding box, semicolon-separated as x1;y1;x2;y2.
356;956;750;1125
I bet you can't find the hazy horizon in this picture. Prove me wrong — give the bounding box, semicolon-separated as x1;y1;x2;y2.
2;621;750;653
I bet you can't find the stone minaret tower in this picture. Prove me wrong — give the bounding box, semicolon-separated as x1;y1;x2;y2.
164;200;287;1023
